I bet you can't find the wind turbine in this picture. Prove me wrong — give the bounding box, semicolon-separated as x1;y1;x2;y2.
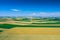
30;13;36;22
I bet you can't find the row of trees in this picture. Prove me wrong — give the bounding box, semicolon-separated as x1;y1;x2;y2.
40;17;60;21
0;17;60;22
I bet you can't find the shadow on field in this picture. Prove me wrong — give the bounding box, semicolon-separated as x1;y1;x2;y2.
0;30;3;32
0;24;60;29
0;24;20;29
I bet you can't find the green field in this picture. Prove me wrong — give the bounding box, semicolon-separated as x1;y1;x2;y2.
0;23;60;29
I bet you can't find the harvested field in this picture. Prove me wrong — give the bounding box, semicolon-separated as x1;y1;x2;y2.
3;28;60;35
0;28;60;40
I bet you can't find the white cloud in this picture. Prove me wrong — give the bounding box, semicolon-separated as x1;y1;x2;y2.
11;9;20;12
39;12;60;17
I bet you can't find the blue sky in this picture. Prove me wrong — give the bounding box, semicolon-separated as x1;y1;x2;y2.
0;0;60;17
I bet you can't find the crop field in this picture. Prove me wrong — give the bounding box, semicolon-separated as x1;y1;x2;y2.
0;34;60;40
0;28;60;40
0;18;60;40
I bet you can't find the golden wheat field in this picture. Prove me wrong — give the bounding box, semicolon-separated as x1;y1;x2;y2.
0;27;60;40
3;27;60;35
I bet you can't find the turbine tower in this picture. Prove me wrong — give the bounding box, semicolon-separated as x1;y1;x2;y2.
30;13;36;22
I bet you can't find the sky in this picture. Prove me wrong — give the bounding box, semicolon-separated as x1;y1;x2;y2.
0;0;60;17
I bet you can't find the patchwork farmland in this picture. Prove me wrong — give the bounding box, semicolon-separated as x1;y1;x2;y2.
0;17;60;40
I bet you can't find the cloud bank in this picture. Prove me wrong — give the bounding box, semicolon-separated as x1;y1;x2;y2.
39;12;60;17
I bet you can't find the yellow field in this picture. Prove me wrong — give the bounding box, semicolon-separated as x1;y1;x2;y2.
0;28;60;40
3;27;60;35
